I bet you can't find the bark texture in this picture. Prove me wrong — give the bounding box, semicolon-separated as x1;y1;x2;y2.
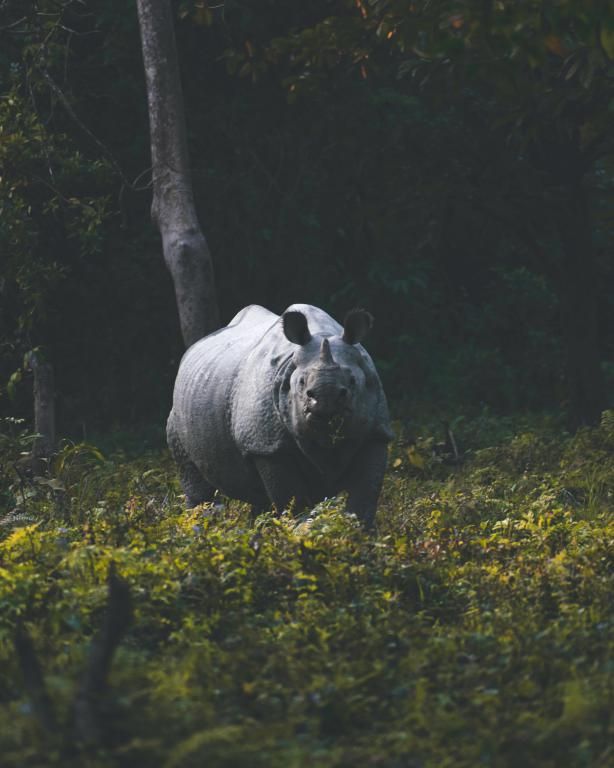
136;0;219;346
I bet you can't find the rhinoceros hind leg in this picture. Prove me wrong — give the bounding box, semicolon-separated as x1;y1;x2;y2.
168;419;215;508
178;458;215;508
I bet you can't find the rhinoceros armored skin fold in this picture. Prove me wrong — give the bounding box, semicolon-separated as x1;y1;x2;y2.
167;304;393;527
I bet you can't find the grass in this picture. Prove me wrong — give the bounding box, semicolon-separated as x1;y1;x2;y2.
0;411;612;767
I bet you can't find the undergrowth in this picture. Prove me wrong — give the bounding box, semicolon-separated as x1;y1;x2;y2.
0;413;612;767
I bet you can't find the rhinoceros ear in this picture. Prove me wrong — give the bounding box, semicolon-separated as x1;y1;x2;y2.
283;311;312;346
343;309;373;345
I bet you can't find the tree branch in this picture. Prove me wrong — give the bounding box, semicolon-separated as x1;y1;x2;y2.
37;67;134;188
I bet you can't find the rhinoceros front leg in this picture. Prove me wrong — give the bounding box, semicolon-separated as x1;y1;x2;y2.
345;441;388;530
252;455;312;515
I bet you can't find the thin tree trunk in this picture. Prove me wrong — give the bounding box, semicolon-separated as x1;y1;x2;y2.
555;181;604;429
136;0;219;347
25;351;56;461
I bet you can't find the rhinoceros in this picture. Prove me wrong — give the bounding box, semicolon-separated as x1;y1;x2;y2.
167;304;392;527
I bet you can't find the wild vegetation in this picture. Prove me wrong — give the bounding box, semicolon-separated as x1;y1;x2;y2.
1;0;613;430
1;3;613;765
1;412;612;766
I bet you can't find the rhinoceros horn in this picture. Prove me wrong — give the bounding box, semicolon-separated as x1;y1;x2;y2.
319;338;336;365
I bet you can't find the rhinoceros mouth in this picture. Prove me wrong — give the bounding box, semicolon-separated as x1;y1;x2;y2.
305;411;332;424
304;407;352;421
304;410;352;443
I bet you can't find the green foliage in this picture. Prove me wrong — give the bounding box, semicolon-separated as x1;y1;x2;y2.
218;0;614;422
0;0;171;425
0;414;612;766
0;79;112;339
0;0;613;429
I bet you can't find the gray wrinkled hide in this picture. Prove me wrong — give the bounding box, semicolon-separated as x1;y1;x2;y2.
167;304;393;527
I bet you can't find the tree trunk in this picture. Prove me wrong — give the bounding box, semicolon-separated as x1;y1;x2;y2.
555;181;604;429
25;351;56;461
136;0;219;347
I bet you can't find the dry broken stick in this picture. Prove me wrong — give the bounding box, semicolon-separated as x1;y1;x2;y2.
14;622;57;734
442;420;461;463
15;562;133;746
73;561;133;745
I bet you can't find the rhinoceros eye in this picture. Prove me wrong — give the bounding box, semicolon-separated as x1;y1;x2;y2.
349;375;356;387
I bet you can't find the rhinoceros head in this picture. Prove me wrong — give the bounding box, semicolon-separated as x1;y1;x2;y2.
280;309;375;445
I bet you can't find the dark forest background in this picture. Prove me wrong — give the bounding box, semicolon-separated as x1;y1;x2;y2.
2;0;614;437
